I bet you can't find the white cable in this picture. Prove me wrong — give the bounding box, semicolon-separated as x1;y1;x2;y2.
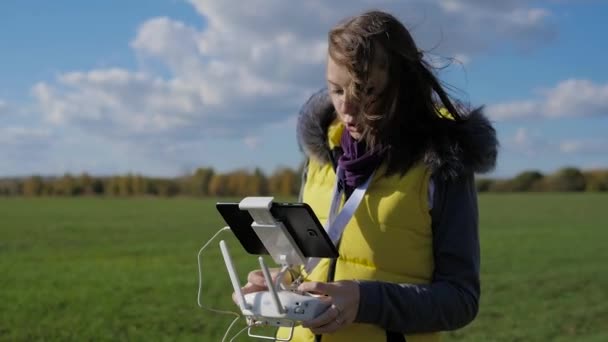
223;315;243;342
196;226;244;342
228;324;250;342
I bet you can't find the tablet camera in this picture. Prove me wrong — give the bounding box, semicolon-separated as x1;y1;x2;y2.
307;229;318;237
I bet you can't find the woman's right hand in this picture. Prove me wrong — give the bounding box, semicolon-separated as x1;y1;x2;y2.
242;269;270;294
232;268;290;304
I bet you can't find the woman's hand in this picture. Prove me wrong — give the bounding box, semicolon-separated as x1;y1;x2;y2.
297;280;360;334
232;268;292;304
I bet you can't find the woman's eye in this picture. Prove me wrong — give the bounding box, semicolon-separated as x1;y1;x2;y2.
331;89;344;95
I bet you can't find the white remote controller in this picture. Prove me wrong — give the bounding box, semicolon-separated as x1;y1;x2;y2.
219;240;330;328
242;290;330;325
215;197;339;340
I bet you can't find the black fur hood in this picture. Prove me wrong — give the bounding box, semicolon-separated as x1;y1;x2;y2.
296;89;498;179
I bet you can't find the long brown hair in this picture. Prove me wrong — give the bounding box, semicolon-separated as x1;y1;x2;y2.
328;10;467;175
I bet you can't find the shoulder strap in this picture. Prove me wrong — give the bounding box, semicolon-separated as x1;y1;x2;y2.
329;146;342;172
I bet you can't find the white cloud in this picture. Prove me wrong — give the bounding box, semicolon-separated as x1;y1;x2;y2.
0;126;52;146
0;125;56;175
488;100;540;120
0;99;10;117
14;1;557;176
453;54;471;65
487;79;608;120
506;127;608;158
559;139;608;154
244;136;260;149
543;79;608;117
0;99;58;174
513;127;530;146
0;98;51;150
32;1;556;139
32;69;197;135
0;99;18;117
506;127;551;157
131;17;206;81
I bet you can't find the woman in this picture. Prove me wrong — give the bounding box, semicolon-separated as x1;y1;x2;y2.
242;10;498;342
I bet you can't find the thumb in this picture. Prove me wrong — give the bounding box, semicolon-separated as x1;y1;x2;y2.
242;282;267;294
297;281;332;296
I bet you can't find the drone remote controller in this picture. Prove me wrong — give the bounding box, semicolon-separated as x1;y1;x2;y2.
242;290;329;324
220;240;330;328
215;197;336;341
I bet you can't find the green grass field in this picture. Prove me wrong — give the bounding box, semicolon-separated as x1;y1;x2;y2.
1;194;607;341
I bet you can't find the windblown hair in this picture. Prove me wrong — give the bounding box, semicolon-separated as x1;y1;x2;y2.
328;10;470;176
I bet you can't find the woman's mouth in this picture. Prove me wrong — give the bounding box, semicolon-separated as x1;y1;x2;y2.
346;123;358;131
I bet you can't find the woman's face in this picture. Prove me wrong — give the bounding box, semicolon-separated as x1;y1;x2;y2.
326;55;388;140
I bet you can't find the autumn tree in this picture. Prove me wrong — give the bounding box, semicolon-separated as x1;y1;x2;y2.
192;168;214;196
22;176;44;196
268;168;299;197
511;170;544;191
541;167;586;191
208;174;229;196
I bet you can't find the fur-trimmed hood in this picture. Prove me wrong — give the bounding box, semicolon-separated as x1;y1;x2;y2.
296;88;498;179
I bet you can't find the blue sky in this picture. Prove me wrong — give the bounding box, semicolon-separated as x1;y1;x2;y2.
1;0;607;178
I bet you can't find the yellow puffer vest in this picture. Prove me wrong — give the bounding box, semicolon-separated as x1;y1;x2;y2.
278;122;440;342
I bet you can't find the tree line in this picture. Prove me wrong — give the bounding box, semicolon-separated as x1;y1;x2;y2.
0;166;607;197
476;167;608;192
0;167;301;197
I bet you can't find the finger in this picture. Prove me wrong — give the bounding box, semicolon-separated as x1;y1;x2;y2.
297;281;331;295
241;282;267;294
310;319;343;335
309;307;345;334
247;270;266;285
301;303;340;328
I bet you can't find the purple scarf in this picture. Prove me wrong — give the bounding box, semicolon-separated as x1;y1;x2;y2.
337;129;386;189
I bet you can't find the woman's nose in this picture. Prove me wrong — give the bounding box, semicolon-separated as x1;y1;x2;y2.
340;96;358;115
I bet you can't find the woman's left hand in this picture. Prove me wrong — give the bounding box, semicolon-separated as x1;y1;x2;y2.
297;280;360;334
